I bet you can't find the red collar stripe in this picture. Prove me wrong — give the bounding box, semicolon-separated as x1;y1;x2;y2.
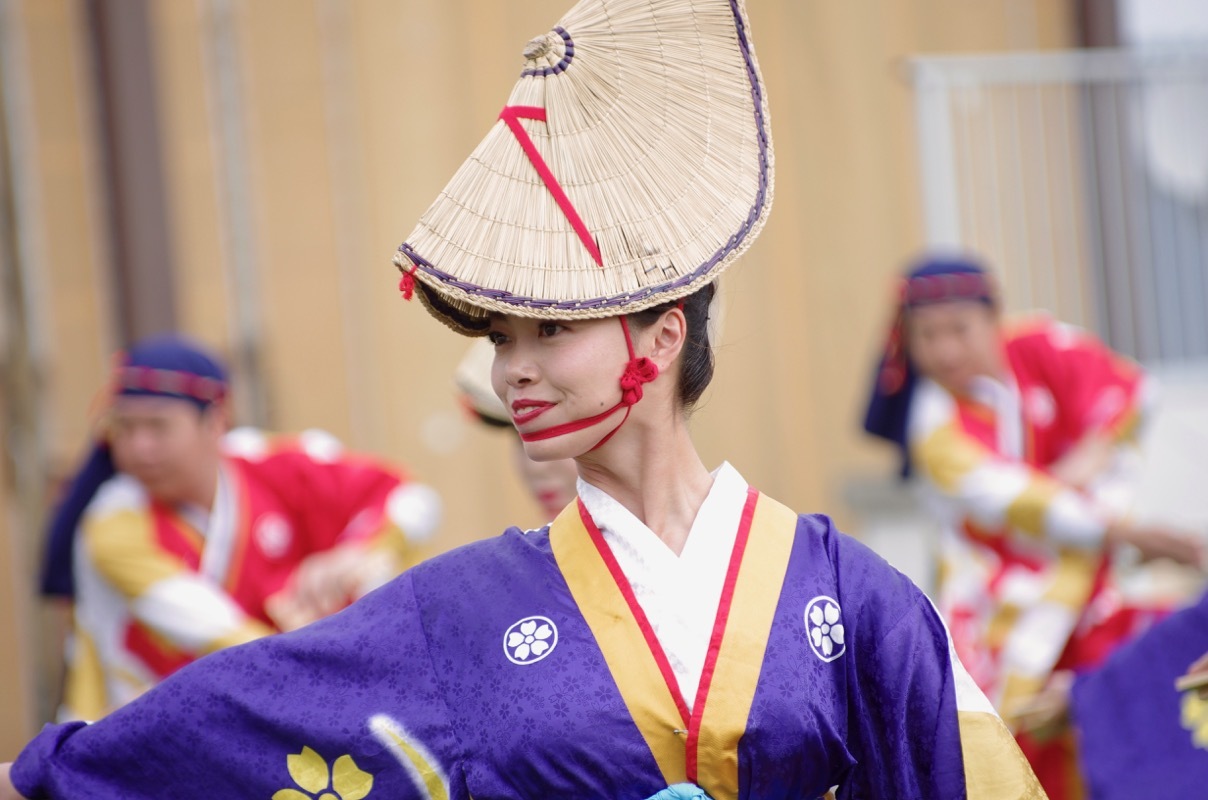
685;486;759;780
577;486;762;783
578;498;691;726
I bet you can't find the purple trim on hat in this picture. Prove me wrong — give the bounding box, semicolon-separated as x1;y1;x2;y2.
400;0;770;314
521;27;575;77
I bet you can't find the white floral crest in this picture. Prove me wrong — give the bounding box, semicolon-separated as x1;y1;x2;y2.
503;615;558;665
804;596;846;662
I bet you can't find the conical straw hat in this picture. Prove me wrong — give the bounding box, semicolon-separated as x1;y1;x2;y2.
395;0;773;335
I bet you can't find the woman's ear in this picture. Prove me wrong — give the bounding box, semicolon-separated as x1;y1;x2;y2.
646;307;688;373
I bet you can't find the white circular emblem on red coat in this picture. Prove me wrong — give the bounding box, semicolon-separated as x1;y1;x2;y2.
1024;386;1057;428
805;596;846;663
254;513;293;559
1088;386;1126;428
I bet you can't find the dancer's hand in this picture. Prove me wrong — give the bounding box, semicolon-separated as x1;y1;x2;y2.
267;543;394;631
1005;670;1073;742
1106;520;1205;568
1050;432;1115;489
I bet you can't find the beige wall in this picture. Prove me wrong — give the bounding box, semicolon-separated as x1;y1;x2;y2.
697;0;1077;514
8;0;114;467
0;394;36;758
0;0;1079;745
1;0;114;756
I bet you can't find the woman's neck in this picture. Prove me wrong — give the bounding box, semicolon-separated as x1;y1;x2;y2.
576;414;712;556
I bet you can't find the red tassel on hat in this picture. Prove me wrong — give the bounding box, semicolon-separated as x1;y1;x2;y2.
399;265;417;301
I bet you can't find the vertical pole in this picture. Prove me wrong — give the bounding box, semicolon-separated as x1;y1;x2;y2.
85;0;177;344
0;0;45;746
201;0;270;428
914;66;963;249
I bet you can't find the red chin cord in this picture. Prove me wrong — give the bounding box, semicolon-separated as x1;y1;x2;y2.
518;316;659;452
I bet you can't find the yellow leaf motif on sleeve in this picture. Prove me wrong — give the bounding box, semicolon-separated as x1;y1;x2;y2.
274;746;374;800
288;747;330;793
1181;691;1208;751
333;755;375;800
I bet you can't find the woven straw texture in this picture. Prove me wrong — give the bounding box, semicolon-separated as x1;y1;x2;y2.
395;0;774;335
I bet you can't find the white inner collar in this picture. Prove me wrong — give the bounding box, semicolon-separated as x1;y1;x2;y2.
576;461;750;709
196;464;239;583
968;374;1024;459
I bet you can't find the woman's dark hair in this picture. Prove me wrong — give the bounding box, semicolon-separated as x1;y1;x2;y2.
628;281;716;411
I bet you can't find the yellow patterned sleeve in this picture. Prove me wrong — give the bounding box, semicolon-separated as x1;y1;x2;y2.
947;620;1049;797
912;420;1106;549
61;627;108;721
81;508;190;600
958;711;1048;798
83;503;273;654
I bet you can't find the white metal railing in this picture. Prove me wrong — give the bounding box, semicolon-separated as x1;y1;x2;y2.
908;47;1208;367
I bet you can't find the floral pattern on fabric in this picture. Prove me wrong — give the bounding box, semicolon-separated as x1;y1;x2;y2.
503;615;558;664
273;746;373;800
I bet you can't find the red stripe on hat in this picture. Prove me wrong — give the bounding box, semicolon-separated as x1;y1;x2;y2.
499;105;603;267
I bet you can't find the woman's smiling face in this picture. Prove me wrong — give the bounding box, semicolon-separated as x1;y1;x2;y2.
488;314;631;462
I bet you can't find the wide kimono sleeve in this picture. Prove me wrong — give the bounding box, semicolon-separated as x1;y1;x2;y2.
10;571;466;800
834;533;1046;799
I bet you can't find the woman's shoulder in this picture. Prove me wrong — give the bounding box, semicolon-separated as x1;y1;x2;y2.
1001;311;1059;349
782;506;934;632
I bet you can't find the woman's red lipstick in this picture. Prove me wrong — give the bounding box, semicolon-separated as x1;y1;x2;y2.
512;399;555;425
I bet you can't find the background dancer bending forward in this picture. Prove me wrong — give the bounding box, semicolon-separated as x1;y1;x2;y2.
863;255;1203;798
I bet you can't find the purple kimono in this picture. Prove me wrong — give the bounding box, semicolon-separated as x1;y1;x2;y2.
12;493;1040;798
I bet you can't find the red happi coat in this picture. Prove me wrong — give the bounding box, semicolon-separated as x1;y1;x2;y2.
66;430;437;719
